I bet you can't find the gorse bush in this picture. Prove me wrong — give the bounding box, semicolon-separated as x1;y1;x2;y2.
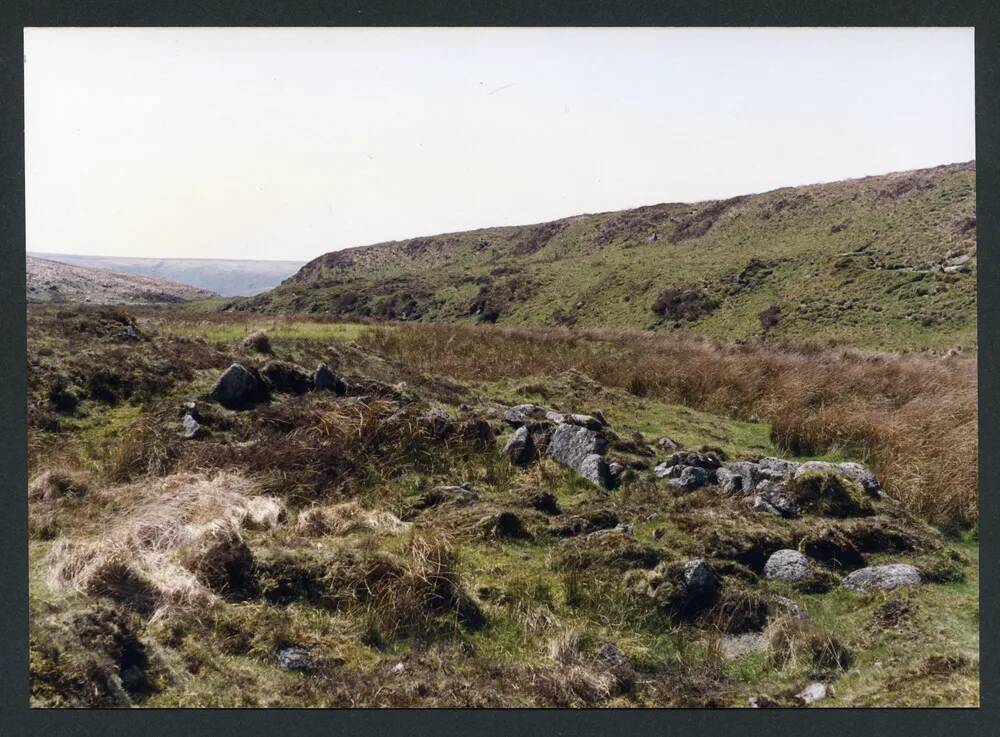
358;323;977;526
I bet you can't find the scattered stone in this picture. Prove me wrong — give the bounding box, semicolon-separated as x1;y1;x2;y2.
422;408;454;439
764;549;813;582
595;642;637;691
503;426;535;466
668;451;721;470
123;324;141;341
564;413;604;431
579;453;614;489
755;483;798;517
749;495;782;516
719;461;759;495
546;423;609;483
504;404;551;427
720;631;766;659
209;363;269;410
748;694;781;708
389;661;406;676
667;465;715;493
833;462;882;496
313;363;347;395
608;461;626;480
842;564;923;591
656;436;680;451
682;559;719;601
181;413;203;439
795;682;828;706
653;463;679;479
278;646;314;672
757;457;800;481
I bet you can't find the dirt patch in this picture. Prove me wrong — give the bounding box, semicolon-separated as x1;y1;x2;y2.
668;196;748;243
508;222;567;256
467;276;540;323
651;288;718;322
873;595;917;628
595;203;680;246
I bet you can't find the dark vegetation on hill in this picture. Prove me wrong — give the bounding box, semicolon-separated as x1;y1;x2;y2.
27;306;978;708
235;162;976;352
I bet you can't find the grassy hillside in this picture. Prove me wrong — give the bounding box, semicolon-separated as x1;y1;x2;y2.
236;162;976;352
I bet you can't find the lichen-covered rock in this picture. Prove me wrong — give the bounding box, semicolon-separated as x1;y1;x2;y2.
842;564;923;591
757;457;800;481
278;646;314;672
833;462;882;496
682;559;719;600
546;422;609;479
503;426;535;466
756;482;798;517
764;549;813;582
579;453;614;489
181;413;203;439
564;413;604;431
668;451;721;470
796;682;828;705
313;363;347;395
210;363;269;410
422;408;454;439
504;404;551;427
668;465;715;493
653;463;680;479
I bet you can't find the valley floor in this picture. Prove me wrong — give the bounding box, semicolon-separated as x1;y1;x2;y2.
27;306;978;708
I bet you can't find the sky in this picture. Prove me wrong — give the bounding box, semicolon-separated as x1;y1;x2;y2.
24;27;975;262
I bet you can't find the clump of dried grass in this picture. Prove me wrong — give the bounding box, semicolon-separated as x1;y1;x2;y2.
29;469;90;502
243;331;272;354
47;472;284;620
764;614;852;671
296;501;409;537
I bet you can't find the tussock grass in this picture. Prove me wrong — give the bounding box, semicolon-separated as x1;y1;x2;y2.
47;472;283;620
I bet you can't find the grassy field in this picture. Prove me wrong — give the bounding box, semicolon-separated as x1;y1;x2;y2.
235;162;976;353
26;306;978;708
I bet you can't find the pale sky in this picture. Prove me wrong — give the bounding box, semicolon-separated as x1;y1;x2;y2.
25;27;975;262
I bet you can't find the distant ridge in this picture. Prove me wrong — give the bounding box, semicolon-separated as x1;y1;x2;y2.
27;256;219;305
29;253;305;297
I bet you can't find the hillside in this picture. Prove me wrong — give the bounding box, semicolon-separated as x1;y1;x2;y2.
26;256;218;304
30;253;304;297
237;162;976;351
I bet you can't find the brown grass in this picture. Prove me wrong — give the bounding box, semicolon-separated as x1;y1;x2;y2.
47;472;284;619
358;324;977;526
